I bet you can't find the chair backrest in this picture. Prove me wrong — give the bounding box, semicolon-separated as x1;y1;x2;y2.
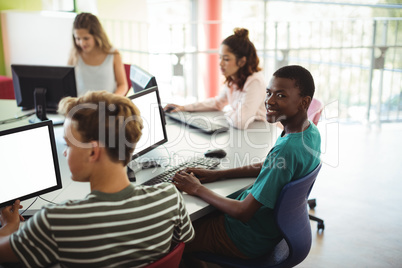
308;98;323;126
272;163;322;267
0;76;15;100
124;64;131;94
145;242;185;268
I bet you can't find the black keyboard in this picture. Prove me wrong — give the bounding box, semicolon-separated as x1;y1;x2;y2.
142;157;220;186
165;112;229;134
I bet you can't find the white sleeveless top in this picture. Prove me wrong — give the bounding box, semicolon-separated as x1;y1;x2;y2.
75;51;116;96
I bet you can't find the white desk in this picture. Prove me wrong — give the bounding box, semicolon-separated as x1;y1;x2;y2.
0;100;275;221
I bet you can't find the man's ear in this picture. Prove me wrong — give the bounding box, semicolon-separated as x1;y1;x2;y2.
300;96;312;112
238;56;247;68
88;141;101;162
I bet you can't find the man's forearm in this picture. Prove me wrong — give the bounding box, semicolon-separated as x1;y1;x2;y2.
0;223;18;237
217;162;263;179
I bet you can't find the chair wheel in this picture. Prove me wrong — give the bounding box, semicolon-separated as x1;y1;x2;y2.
308;199;317;209
317;222;325;230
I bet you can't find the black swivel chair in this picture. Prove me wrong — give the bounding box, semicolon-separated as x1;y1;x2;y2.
195;163;322;268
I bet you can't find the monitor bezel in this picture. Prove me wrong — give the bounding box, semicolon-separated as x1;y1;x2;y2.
129;64;158;94
0;120;62;208
129;86;168;159
11;64;77;112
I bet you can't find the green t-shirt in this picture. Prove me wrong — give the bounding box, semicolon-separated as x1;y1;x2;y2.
225;121;321;258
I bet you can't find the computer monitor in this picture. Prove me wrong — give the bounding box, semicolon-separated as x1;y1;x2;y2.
129;86;168;159
130;64;157;93
11;64;77;123
0;120;62;208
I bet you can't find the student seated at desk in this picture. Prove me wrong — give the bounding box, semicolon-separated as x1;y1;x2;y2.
164;28;266;130
0;91;194;267
172;65;321;263
68;12;128;96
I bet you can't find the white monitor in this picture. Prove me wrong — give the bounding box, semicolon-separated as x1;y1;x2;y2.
0;120;62;208
129;86;168;159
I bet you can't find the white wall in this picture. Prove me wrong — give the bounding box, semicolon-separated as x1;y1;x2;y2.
1;1;149;77
97;0;147;21
1;10;76;76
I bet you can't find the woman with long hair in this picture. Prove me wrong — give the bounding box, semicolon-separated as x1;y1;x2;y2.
68;12;128;96
164;28;266;129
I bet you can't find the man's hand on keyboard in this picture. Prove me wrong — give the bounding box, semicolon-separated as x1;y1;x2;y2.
172;170;202;195
182;168;220;184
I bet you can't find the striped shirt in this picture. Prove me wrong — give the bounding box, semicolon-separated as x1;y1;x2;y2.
10;183;194;267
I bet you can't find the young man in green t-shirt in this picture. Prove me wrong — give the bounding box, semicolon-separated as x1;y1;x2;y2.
173;65;321;260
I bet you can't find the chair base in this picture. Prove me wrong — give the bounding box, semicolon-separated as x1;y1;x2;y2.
308;198;325;231
307;198;316;209
309;214;324;230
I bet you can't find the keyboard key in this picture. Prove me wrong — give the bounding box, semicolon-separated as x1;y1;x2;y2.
142;157;220;186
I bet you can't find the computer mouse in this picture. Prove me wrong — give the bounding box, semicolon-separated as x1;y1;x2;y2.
204;148;227;158
164;106;175;113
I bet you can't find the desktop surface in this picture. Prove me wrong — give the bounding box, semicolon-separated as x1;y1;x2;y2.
0;100;275;221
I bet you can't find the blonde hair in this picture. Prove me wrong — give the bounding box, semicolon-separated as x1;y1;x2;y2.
58;91;143;166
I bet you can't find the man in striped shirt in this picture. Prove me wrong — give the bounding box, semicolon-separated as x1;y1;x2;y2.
0;91;195;267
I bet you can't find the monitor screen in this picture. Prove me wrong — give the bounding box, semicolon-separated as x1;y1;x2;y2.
11;64;77;112
0;120;62;208
129;86;167;159
130;65;157;94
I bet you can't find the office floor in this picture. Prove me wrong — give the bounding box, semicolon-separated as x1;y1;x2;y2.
301;121;402;267
207;122;402;268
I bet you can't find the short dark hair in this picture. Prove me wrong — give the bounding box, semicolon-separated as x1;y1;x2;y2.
273;65;315;98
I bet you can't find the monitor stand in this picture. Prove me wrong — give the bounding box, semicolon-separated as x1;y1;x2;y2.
126;160;142;182
29;88;48;123
126;159;162;182
29;88;65;126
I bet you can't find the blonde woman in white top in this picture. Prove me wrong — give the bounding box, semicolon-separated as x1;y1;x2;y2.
68;12;128;96
164;28;266;129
